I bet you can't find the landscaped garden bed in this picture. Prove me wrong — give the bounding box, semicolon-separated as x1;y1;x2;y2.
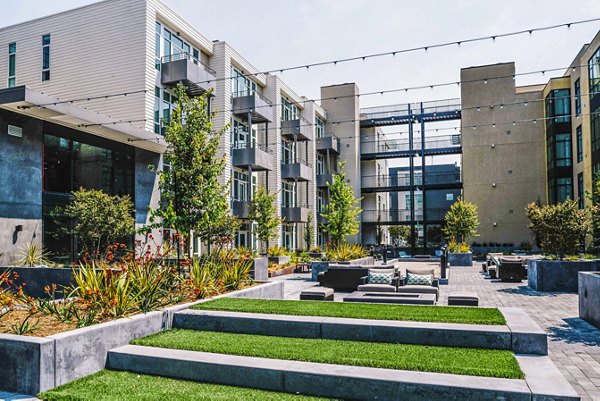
132;329;523;379
38;370;330;401
191;297;506;325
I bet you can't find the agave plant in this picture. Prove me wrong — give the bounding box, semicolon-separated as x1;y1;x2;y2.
15;242;52;267
189;258;218;299
326;243;368;262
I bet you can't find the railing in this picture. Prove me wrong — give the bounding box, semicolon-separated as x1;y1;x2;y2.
281;158;312;168
161;52;216;76
231;89;273;106
231;141;271;153
362;208;448;223
361;171;461;188
360;134;461;154
359;98;461;121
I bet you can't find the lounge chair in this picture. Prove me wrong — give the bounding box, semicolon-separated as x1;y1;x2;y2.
397;267;439;300
357;268;399;292
496;256;527;282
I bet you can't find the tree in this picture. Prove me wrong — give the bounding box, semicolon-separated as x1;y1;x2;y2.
303;212;315;251
249;186;282;253
443;198;479;244
526;200;592;259
587;174;600;248
321;161;363;245
150;84;230;252
389;225;410;246
64;188;135;256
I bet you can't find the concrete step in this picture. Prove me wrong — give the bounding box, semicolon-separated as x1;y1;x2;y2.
173;309;516;351
107;344;535;401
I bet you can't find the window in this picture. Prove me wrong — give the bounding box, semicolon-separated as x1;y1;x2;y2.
231;119;256;148
556;177;573;203
154;87;161;134
281;140;295;164
155;22;161;70
555;133;572;167
42;34;50;81
153;88;176;135
233;171;248;201
281;97;298;121
316;153;325;175
315;116;325;138
589;46;600;96
545;89;570;126
547;135;554;169
592;112;600;152
231;66;256;97
577;125;583;163
317;189;325;213
578;173;584;209
575;78;581;116
8;42;16;87
282;182;295;207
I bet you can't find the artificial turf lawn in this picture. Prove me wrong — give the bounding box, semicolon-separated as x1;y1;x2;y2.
132;329;524;379
191;297;506;325
38;370;334;401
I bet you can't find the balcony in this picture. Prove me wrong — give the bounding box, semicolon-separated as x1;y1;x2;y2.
232;200;251;219
360;134;462;160
161;53;216;96
316;172;333;188
282;206;310;223
281;160;313;182
361;171;462;193
316;134;340;154
232;92;273;123
281;120;311;141
231;143;274;171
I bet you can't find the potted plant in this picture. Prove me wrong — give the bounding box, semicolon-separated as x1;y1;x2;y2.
443;198;479;266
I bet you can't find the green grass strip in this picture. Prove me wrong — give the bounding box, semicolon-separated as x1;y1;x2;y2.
132;329;523;379
191;298;506;325
38;370;335;401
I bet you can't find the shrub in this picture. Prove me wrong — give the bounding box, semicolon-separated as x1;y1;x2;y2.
443;198;479;247
526;199;592;259
519;241;532;252
448;240;470;253
326;243;368;262
267;246;288;257
14;242;52;267
189;258;218;299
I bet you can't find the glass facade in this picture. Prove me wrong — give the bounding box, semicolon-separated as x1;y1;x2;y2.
575;78;581;116
578;173;584;209
545;89;571;126
577;125;583;163
231;67;256;97
555;133;572;167
43;133;134;262
281;97;298;121
282;182;296;207
8;42;16;87
589;46;600;96
315;116;324;138
42;34;50;81
153;87;176;135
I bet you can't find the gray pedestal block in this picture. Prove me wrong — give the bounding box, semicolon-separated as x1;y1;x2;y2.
579;272;600;329
528;259;600;292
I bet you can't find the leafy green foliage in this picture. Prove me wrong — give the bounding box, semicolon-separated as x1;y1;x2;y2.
448;240;470;253
326;243;367;261
526;199;592;259
64;188;134;257
151;84;232;251
303;211;315;251
320;161;362;244
267;245;288;257
248;186;282;252
443;198;479;245
14;242;52;267
388;225;410;245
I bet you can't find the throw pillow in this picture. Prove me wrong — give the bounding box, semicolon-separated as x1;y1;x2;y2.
368;271;393;285
406;273;433;286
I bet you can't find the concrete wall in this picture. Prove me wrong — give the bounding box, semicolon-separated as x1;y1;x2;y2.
134;148;161;230
579;272;600;329
461;62;546;246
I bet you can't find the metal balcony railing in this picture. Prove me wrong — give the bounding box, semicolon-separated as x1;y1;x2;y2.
360;134;461;155
361;171;461;189
359;98;461;121
362;208;448;223
161;52;216;76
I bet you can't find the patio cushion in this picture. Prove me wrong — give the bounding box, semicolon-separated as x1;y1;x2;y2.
300;287;334;297
357;284;397;292
406;272;433;286
368;270;393;285
406;267;435;277
397;285;439;299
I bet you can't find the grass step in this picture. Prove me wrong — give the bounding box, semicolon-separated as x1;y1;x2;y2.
38;370;332;400
132;329;523;379
108;344;531;401
174;309;512;350
191;298;506;325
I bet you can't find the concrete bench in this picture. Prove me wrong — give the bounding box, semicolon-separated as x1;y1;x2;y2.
448;292;479;306
300;287;334;301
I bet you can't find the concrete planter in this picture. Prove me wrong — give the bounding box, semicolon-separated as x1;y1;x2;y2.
250;257;268;281
0;281;284;395
0;267;75;298
579;272;600;329
268;265;296;278
268;255;290;265
528;259;600;292
448;252;473;267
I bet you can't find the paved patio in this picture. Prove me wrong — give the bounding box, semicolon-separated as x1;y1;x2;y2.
274;263;600;401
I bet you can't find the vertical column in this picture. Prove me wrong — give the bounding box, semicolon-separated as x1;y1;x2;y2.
408;104;416;255
420;103;427;251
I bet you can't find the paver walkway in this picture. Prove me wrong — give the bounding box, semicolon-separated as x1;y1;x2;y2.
275;264;600;401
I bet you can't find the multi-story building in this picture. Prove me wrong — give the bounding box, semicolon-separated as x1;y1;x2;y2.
461;30;600;247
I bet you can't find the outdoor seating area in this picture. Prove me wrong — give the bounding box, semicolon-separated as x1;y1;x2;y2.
484;253;542;282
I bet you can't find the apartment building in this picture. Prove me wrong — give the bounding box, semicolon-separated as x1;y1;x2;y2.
461;30;600;247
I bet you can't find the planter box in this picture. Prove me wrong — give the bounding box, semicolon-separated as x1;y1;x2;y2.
268;265;296;278
448;252;473;267
528;259;600;292
0;281;284;395
0;267;75;298
268;255;290;265
579;272;600;329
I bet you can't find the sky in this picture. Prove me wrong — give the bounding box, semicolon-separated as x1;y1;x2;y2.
1;0;599;167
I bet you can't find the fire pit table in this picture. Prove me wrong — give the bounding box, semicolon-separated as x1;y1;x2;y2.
343;291;436;305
